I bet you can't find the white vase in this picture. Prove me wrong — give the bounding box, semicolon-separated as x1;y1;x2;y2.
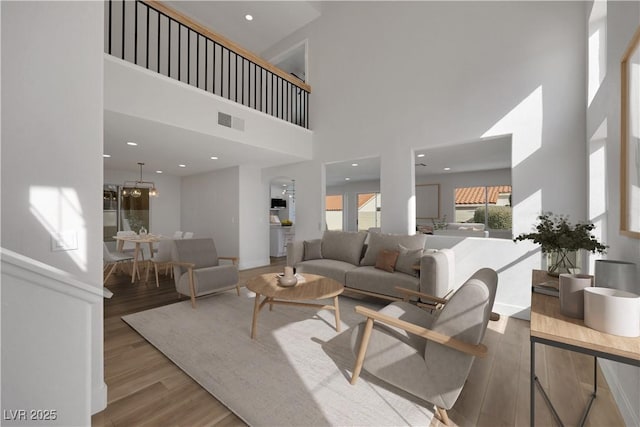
584;287;640;337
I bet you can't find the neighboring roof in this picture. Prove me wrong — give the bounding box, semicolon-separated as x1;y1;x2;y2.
455;186;511;205
325;193;376;211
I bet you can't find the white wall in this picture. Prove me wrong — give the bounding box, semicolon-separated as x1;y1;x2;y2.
180;167;240;259
263;1;587;238
261;1;586;313
104;168;181;236
586;1;640;425
239;165;270;269
1;0;106;422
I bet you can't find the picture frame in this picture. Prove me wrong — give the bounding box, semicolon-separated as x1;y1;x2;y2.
620;26;640;238
416;183;440;219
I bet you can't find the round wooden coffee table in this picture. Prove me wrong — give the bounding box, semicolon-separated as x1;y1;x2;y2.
246;273;344;339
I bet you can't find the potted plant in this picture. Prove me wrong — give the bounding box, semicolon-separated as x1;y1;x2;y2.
514;212;607;276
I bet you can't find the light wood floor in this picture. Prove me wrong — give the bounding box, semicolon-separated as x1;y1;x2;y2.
93;261;625;427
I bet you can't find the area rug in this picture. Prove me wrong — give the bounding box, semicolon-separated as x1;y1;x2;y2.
122;288;435;426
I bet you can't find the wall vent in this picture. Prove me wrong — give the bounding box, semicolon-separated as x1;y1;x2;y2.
218;112;232;128
218;112;245;131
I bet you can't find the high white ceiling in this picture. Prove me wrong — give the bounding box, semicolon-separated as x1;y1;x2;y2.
164;1;321;56
325;157;381;187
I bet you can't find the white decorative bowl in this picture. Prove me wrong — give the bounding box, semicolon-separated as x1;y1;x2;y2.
584;287;640;337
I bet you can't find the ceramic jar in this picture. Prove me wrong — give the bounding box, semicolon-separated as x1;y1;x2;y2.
559;273;593;318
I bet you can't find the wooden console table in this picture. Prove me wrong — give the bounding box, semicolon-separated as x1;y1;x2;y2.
530;277;640;426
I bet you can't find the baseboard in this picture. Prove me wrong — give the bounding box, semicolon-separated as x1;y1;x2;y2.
239;257;271;271
91;382;108;414
493;302;530;320
599;360;640;427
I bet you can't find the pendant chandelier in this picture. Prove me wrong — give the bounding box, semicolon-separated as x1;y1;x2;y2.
122;162;158;198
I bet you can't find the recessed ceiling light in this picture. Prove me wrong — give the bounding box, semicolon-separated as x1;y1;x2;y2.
210;156;219;160
126;141;137;146
103;154;111;158
245;14;253;21
351;163;359;167
156;170;163;174
179;164;186;168
444;167;451;171
417;154;425;158
345;177;351;181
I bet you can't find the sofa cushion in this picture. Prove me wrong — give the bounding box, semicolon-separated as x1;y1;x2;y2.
361;233;427;266
295;259;358;284
346;266;419;299
321;230;367;265
375;249;399;273
395;245;423;276
303;239;322;261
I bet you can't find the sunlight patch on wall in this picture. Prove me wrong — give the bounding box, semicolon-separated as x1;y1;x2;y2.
482;86;543;169
589;119;608;220
513;189;542;236
588;1;607;106
29;186;87;271
408;195;416;235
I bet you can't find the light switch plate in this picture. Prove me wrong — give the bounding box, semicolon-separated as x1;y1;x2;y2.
51;231;78;251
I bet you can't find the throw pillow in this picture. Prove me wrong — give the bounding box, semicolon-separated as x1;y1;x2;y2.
361;232;427;266
303;239;322;261
395;244;424;276
374;249;399;273
321;230;368;265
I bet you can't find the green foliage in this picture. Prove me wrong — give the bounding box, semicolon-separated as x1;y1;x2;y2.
432;215;447;230
514;212;607;254
473;206;512;229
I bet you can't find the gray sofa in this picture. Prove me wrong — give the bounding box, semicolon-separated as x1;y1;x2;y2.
287;230;454;301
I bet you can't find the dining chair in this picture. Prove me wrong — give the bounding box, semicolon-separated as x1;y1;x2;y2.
103;242;134;284
145;240;173;287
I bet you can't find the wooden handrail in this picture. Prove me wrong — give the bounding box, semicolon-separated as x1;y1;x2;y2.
145;1;311;93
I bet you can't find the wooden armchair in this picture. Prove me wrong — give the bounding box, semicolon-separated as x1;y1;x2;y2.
350;268;498;425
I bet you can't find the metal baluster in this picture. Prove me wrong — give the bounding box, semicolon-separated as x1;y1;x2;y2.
227;49;231;99
121;0;125;59
145;5;149;68
196;34;200;88
157;10;160;72
167;17;170;77
187;29;190;84
134;1;137;64
108;0;112;54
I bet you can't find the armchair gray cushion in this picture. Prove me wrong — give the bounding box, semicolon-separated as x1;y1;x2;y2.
350;268;498;412
171;238;239;306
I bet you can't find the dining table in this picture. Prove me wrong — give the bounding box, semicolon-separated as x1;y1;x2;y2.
114;234;164;283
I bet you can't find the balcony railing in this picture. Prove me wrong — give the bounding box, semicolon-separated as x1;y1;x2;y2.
105;0;310;128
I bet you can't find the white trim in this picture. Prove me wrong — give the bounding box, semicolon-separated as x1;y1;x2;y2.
92;381;108;414
267;39;309;83
599;360;639;427
1;247;104;303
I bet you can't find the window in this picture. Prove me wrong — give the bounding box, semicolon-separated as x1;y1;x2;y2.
325;195;343;231
357;192;381;231
454;185;512;237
